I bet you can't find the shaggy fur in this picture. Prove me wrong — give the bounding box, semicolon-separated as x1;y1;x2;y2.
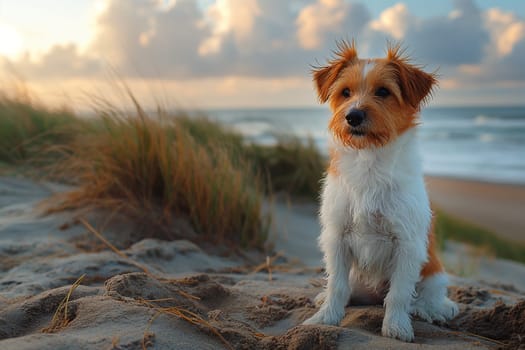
303;41;458;342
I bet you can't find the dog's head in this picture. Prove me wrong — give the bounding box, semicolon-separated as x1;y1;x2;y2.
313;41;437;149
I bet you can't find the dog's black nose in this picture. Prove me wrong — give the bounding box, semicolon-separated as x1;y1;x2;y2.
345;109;366;127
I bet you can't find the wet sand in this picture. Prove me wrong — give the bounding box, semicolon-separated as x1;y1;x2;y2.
426;176;525;243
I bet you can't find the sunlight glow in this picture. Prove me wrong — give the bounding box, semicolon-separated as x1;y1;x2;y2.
0;24;23;59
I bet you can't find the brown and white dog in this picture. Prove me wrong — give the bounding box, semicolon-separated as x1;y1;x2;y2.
303;41;458;342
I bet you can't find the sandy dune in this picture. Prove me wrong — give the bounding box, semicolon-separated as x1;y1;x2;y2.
1;177;524;349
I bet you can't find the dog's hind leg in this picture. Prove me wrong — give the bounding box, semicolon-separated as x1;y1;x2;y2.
411;273;459;323
411;231;458;323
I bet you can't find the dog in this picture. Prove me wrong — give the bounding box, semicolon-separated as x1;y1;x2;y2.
302;41;459;342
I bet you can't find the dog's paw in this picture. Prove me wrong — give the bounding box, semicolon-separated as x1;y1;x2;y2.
313;291;326;307
412;297;459;323
381;311;414;342
411;305;436;323
442;297;459;320
303;306;344;326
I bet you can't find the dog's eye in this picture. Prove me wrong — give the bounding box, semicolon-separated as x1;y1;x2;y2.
375;87;390;98
342;88;351;98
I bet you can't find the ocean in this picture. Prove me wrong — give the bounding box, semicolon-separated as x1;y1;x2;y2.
206;106;525;185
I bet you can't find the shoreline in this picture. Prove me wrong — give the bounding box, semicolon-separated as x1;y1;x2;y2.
424;173;525;188
425;175;525;244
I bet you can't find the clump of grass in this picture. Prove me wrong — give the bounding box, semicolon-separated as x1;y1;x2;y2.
176;114;245;156
173;114;327;200
178;117;327;199
247;136;326;199
435;210;525;264
53;92;269;249
0;93;80;164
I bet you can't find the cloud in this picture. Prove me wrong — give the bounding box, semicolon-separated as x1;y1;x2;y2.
1;0;524;92
296;0;370;50
369;3;413;40
90;0;211;78
406;0;489;65
364;0;525;87
485;8;525;57
462;39;525;83
2;0;369;80
196;0;309;77
2;44;101;80
199;0;262;55
452;6;525;84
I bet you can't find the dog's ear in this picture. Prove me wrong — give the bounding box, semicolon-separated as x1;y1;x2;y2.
312;40;358;103
312;61;348;103
387;44;437;109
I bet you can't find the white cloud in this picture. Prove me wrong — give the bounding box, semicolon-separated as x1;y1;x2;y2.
3;44;101;80
296;0;347;50
449;6;525;84
199;0;262;55
369;3;413;40
485;8;525;57
296;0;369;50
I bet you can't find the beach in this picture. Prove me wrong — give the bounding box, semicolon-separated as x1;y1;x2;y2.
2;0;524;347
1;176;525;349
426;176;525;243
1;0;524;348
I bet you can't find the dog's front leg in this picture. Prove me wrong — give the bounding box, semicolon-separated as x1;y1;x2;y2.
381;242;424;342
303;228;351;326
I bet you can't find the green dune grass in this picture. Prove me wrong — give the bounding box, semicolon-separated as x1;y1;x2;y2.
435;210;525;264
0;95;80;164
247;136;325;199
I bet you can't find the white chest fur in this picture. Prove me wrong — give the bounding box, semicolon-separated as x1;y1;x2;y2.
320;130;431;284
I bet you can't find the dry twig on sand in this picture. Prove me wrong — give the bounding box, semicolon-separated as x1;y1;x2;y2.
80;218;233;350
42;274;86;333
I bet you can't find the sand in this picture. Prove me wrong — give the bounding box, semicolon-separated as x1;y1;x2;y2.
1;176;525;349
426;176;525;243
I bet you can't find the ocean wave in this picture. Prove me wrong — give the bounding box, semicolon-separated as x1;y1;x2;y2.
207;107;525;185
229;121;275;138
479;133;495;143
423;118;525;129
474;114;490;125
424;131;500;143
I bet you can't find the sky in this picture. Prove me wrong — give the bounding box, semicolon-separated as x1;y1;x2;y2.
0;0;524;110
